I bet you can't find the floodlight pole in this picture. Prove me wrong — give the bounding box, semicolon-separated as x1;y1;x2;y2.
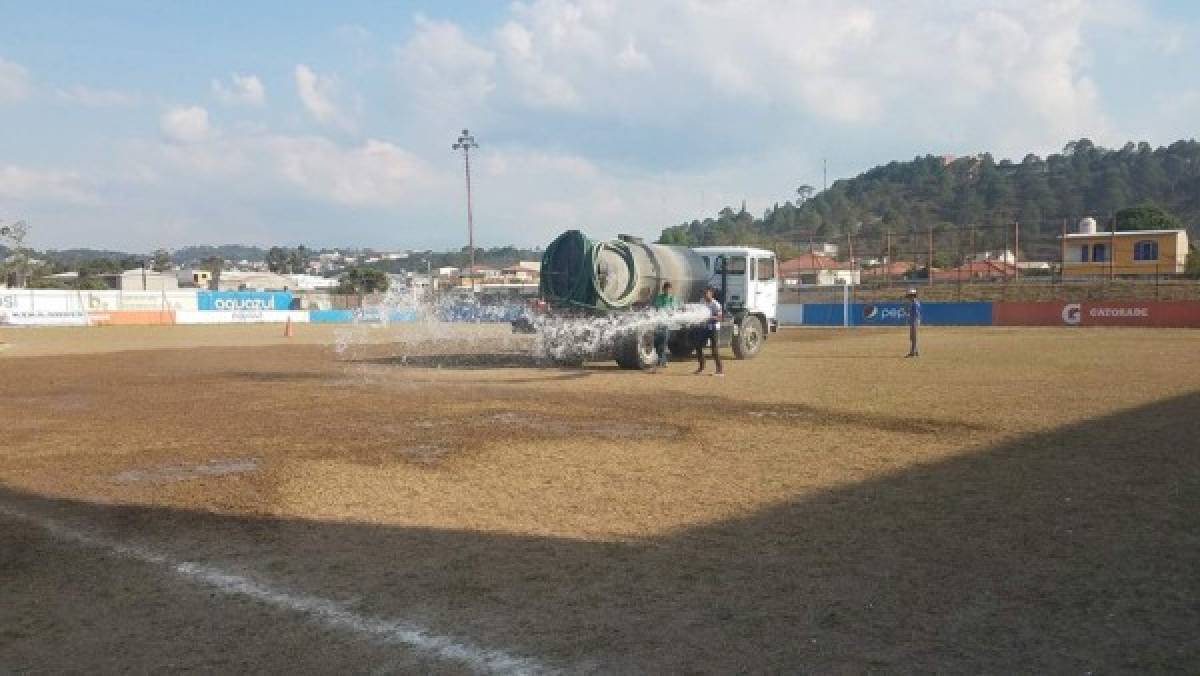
452;129;479;293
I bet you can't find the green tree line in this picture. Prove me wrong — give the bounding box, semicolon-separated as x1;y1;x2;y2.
659;138;1200;263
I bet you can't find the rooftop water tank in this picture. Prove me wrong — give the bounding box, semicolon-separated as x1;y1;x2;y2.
1078;217;1097;234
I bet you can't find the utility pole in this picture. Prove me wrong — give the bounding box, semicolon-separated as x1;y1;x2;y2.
452;129;479;292
1003;221;1010;282
927;226;934;287
885;230;893;287
1109;212;1115;280
1061;217;1068;284
1013;220;1020;281
822;158;828;193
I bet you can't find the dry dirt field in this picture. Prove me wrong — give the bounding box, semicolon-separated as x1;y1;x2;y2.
1;323;1198;673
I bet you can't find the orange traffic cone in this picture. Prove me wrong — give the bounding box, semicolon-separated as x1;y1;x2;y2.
283;316;295;338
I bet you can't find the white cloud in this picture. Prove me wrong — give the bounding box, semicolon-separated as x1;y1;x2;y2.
0;165;97;204
148;128;439;207
615;39;650;71
395;16;496;114
0;57;31;103
56;85;141;107
160;105;212;144
389;0;1115;150
212;73;265;107
464;144;796;246
294;64;354;129
270;137;437;206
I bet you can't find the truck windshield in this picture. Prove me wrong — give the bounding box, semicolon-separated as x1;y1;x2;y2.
717;256;746;274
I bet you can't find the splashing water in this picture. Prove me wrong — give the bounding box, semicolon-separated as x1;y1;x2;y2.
332;288;533;364
530;305;711;363
332;287;711;367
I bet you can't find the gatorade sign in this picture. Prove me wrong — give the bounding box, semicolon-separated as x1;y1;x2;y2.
996;302;1200;327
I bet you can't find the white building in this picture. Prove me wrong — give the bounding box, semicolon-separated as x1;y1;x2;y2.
216;270;293;291
283;274;339;291
104;269;180;291
176;269;212;288
966;249;1016;264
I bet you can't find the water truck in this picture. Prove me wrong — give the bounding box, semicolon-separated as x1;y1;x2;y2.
514;230;778;369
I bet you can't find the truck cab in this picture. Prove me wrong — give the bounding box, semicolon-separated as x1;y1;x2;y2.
688;246;779;359
692;246;778;323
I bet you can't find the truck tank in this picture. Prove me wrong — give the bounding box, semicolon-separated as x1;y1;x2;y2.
539;230;709;310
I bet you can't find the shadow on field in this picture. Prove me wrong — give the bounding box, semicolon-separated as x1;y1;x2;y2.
2;392;1198;672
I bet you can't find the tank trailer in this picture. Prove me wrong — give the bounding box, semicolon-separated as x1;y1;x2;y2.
513;230;779;369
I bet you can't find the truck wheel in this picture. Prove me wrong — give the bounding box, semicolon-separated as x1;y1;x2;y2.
615;327;658;370
732;315;765;360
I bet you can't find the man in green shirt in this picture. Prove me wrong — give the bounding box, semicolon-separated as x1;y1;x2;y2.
651;282;675;371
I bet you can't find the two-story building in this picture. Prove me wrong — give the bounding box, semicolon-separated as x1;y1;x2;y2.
1061;217;1190;277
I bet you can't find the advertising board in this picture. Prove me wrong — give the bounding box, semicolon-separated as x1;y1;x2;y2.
857;302;993;326
796;302;993;326
82;291;199;312
0;290;89;326
994;302;1200;328
88;311;176;326
799;304;846;326
175;310;310;324
197;291;294;312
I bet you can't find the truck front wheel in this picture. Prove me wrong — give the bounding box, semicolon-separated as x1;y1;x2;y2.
732;315;766;360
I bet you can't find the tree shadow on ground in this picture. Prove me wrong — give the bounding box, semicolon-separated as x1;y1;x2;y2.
2;392;1198;672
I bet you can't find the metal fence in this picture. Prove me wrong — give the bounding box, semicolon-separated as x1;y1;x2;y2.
782;278;1200;304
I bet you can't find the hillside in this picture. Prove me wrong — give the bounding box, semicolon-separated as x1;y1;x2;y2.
659;139;1200;261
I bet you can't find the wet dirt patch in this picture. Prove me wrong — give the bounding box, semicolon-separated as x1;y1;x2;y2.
392;444;451;466
112;458;259;484
736;402;989;436
481;411;680;441
227;371;333;383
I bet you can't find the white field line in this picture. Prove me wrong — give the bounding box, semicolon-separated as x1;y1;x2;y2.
0;503;552;675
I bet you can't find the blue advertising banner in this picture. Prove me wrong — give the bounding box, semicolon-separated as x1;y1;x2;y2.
800;302;993;326
309;308;418;323
799;304;846;326
197;291;294;311
308;310;356;323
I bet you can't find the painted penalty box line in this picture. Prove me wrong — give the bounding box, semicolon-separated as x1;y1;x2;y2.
0;503;552;676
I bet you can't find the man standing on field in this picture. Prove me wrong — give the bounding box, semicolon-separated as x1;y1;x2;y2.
694;286;724;376
650;281;675;372
905;288;921;357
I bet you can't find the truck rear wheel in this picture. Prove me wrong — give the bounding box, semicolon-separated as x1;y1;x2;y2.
732;315;765;360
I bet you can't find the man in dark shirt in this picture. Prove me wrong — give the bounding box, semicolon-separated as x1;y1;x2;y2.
905;288;922;358
695;286;724;376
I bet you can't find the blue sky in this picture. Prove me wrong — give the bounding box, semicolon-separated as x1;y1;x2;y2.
1;0;1198;251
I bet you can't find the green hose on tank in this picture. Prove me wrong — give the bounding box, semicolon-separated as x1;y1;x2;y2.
592;241;640;309
539;230;641;311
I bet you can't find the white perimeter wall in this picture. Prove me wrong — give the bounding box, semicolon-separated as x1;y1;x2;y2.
0;289;88;325
777;304;804;326
175;310;310;324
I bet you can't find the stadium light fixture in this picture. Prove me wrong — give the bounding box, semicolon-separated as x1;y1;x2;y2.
452;129;479;292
